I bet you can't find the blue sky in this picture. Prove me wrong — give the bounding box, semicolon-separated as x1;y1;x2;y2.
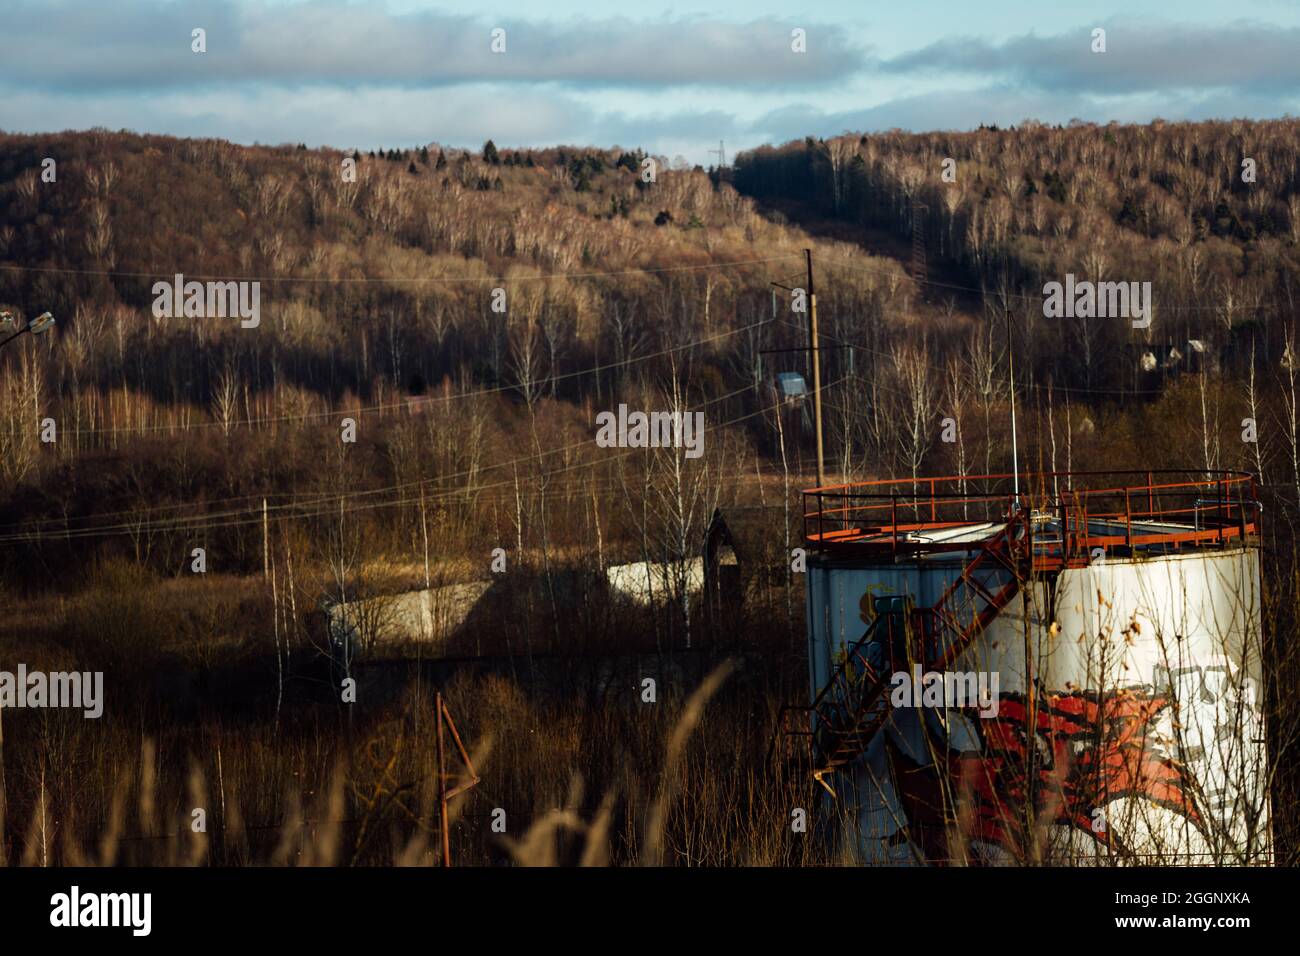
2;0;1298;163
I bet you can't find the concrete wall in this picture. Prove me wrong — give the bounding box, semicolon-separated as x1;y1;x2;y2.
605;557;704;605
326;580;493;649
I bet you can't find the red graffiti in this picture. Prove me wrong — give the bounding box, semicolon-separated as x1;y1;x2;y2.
942;689;1204;855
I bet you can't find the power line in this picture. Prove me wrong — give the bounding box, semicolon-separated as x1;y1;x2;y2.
10;309;786;530
0;376;823;543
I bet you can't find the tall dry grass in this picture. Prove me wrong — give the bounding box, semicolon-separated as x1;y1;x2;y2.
1;660;830;867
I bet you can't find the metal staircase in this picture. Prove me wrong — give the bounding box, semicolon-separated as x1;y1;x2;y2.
797;509;1030;794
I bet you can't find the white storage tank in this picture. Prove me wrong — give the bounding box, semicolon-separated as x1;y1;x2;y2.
799;471;1269;865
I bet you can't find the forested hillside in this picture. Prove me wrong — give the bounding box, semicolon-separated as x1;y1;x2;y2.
0;123;1297;592
736;120;1300;395
1;125;1298;591
0;130;924;588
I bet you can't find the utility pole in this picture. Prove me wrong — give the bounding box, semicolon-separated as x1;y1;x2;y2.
1006;304;1020;505
708;140;725;169
765;254;829;486
806;249;826;488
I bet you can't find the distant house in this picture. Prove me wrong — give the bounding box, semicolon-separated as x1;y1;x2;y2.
1133;338;1212;380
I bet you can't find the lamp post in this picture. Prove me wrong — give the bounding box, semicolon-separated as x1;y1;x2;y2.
0;311;55;350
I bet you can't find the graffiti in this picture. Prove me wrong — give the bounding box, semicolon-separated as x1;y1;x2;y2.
879;659;1267;863
945;688;1204;855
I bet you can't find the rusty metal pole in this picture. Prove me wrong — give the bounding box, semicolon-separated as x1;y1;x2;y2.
1218;478;1225;546
436;692;450;867
891;495;898;554
1125;489;1133;549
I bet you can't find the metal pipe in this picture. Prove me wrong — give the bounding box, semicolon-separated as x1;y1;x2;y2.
1125;490;1132;549
436;693;450;867
891;495;898;554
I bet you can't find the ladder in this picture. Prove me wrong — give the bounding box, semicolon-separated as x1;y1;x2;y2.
805;510;1029;794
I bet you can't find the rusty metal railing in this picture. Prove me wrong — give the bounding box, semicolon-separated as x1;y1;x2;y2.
802;470;1259;561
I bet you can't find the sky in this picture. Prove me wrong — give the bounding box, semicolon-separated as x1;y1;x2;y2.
2;0;1299;164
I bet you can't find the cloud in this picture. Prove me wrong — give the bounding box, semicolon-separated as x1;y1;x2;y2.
1;0;867;92
881;19;1300;95
3;4;1297;165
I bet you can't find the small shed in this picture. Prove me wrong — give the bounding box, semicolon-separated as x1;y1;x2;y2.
702;506;782;622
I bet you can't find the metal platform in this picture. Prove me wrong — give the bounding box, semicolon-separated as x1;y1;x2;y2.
802;470;1260;569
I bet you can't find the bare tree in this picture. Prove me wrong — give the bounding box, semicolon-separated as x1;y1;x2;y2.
890;339;935;489
211;357;240;437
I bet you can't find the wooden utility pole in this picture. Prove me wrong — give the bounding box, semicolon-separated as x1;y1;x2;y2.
1005;305;1020;504
262;498;269;579
765;250;828;486
806;249;826;487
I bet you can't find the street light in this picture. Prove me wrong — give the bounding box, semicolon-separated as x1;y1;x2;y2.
0;310;54;350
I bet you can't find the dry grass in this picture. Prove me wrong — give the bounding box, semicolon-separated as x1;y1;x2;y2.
1;658;829;867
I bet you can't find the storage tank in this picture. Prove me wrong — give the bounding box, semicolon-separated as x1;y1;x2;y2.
797;471;1269;865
